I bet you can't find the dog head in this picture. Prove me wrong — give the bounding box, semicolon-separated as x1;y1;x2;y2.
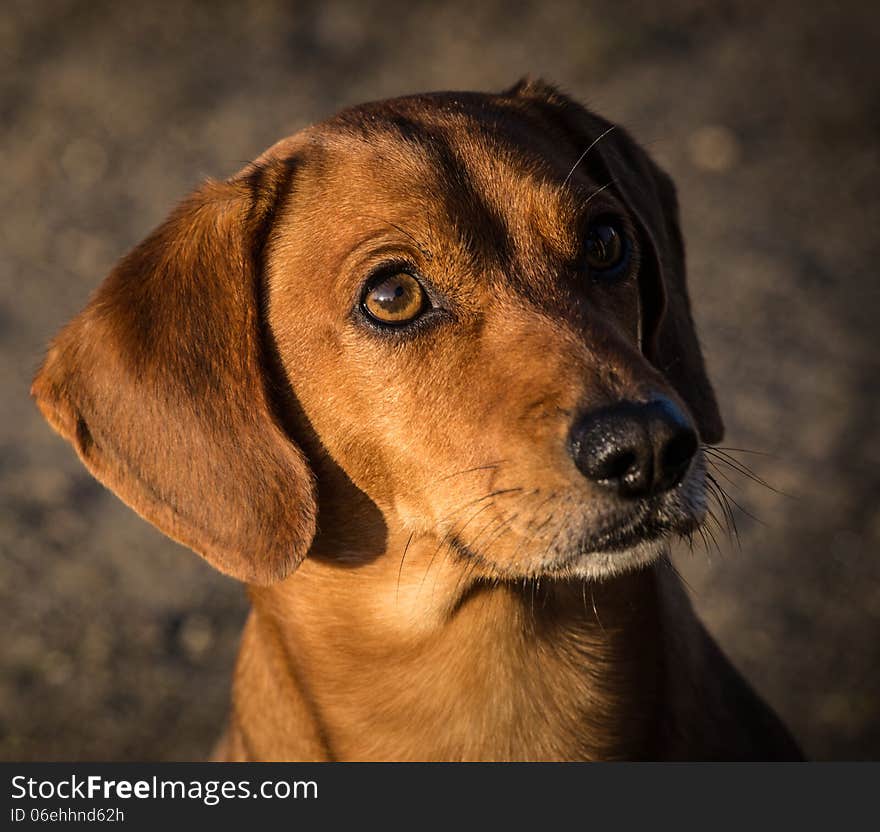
32;80;722;586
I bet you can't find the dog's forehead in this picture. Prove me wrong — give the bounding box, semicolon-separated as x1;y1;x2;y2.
278;93;620;272
316;93;586;194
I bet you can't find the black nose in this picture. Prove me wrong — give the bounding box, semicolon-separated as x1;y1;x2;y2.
569;398;698;499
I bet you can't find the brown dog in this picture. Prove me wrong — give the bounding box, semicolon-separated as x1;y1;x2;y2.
32;80;802;760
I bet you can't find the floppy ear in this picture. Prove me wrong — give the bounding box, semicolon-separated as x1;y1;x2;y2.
589;125;725;444
508;79;724;443
31;161;317;585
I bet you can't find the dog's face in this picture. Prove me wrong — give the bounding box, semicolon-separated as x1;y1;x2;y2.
32;81;723;585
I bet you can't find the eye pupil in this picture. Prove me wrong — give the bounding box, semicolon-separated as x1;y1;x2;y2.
585;221;626;273
363;272;426;325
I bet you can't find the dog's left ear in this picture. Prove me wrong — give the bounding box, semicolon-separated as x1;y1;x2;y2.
508;79;724;443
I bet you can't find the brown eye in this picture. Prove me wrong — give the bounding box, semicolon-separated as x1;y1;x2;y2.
362;272;426;325
585;220;628;275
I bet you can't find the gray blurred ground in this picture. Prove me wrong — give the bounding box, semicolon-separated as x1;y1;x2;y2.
1;0;878;760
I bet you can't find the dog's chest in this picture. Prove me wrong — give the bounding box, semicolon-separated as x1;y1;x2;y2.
234;583;662;761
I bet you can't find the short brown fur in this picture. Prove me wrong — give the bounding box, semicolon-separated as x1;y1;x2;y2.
32;81;801;760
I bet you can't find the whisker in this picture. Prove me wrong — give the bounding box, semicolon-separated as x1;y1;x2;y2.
433;461;504;484
713;446;777;458
503;493;560;574
705;447;769;481
357;213;434;260
561;125;616;188
705;464;767;525
528;491;560;534
705;475;741;550
706;473;739;529
396;531;414;603
704;505;726;539
432;486;523;532
482;514;519;554
666;559;697;597
589;584;604;631
539;496;572;576
695;525;714;559
423;484;530;601
700;517;723;558
449;543;483;608
478;487;524;500
421;502;493;595
467;512;509;559
704;447;790;497
705;459;748;493
451;488;542;597
579;180;615;212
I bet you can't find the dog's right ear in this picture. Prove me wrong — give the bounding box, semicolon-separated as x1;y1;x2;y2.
31;160;317;585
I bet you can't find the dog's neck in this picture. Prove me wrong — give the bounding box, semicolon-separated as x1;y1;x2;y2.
226;532;671;761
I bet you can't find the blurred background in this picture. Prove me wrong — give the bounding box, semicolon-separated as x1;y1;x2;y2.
1;0;878;760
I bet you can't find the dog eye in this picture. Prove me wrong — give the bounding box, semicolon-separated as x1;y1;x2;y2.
362;272;426;325
585;220;629;275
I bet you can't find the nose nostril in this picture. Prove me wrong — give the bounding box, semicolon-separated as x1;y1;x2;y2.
659;429;698;488
595;449;639;485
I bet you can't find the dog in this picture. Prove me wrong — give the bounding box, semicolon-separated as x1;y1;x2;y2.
32;79;802;760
